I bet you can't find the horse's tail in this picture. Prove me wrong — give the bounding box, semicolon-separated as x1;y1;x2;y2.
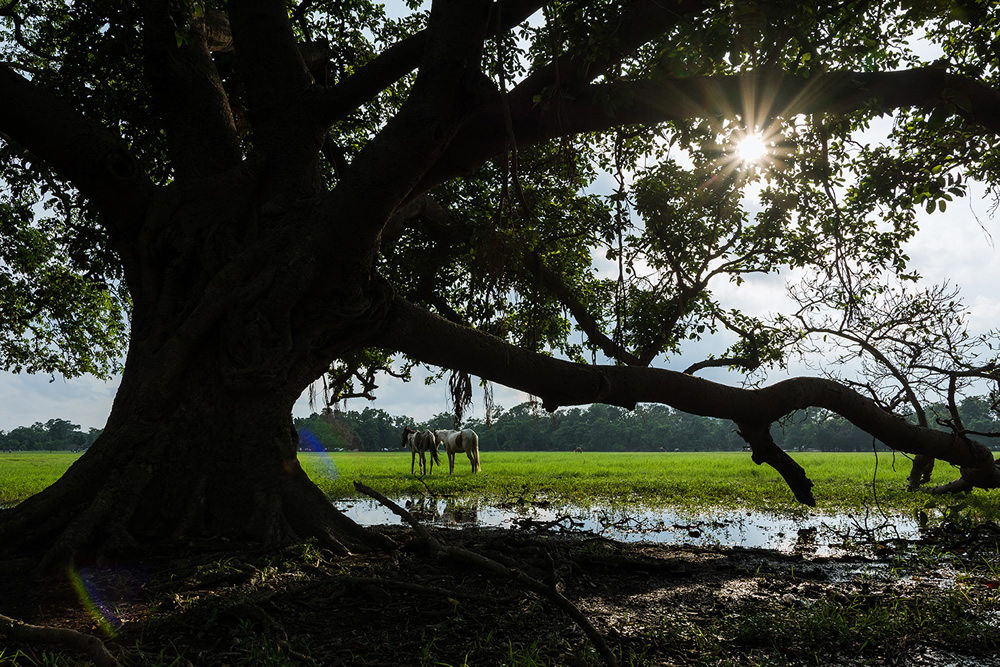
468;430;481;472
429;437;441;465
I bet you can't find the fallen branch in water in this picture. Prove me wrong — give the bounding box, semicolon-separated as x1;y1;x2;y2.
354;481;618;667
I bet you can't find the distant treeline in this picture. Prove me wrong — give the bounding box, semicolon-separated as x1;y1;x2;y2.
6;396;997;453
294;395;1000;453
0;418;103;451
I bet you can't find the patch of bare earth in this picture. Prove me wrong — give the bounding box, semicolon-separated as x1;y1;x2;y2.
1;525;999;665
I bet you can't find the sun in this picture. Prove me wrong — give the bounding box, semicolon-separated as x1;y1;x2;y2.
736;133;768;164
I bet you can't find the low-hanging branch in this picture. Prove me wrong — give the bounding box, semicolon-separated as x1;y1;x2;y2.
375;294;1000;496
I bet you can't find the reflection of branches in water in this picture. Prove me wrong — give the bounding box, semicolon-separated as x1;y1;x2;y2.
600;512;664;535
404;496;444;523
596;509;729;540
495;485;537;509
514;515;587;534
825;506;905;552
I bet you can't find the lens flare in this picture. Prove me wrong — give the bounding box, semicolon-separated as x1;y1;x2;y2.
298;427;340;484
69;566;143;637
737;133;767;163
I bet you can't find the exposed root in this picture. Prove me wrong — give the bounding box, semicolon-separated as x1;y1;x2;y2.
0;613;119;666
354;481;619;667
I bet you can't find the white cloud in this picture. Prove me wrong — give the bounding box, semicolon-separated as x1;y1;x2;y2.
0;372;116;432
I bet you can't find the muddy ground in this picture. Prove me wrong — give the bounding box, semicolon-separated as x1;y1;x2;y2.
2;522;999;666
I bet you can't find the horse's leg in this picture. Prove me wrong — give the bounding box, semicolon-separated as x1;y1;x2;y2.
448;451;455;474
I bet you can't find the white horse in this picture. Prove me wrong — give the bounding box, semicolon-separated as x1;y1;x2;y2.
401;426;439;475
433;428;481;474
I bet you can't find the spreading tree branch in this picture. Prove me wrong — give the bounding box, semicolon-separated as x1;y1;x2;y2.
0;65;152;245
375;295;1000;494
142;0;241;177
227;0;323;175
422;67;1000;192
312;0;543;126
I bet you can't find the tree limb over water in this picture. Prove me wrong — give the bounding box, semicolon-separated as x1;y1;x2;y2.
378;297;1000;501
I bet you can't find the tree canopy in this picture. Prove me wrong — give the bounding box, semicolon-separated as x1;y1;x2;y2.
2;0;1000;563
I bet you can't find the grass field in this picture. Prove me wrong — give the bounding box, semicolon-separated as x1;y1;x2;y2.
301;449;1000;518
0;451;82;506
5;449;997;519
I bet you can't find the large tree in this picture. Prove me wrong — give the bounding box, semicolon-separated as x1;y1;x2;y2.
2;0;1000;564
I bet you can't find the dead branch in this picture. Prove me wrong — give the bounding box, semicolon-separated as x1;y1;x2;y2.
354;481;619;667
0;612;120;667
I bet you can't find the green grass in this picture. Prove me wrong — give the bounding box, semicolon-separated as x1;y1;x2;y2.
3;450;999;519
0;451;82;506
303;449;1000;518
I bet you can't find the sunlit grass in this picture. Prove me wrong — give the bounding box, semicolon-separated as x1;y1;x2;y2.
0;451;82;506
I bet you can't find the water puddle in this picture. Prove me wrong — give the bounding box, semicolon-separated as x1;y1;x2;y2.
336;496;921;555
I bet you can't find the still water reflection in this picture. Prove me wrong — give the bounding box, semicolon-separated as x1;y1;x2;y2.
336;496;920;554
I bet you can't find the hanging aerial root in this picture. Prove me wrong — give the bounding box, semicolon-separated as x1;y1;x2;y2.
0;612;120;666
354;481;619;667
449;369;473;427
738;422;816;506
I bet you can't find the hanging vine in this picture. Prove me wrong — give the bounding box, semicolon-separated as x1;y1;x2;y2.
482;379;495;428
612;129;630;359
449;369;474;428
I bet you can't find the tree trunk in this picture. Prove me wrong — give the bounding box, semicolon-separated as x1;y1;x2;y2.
0;308;393;569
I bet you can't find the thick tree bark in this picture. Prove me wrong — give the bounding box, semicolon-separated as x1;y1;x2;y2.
0;0;493;568
0;322;394;568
